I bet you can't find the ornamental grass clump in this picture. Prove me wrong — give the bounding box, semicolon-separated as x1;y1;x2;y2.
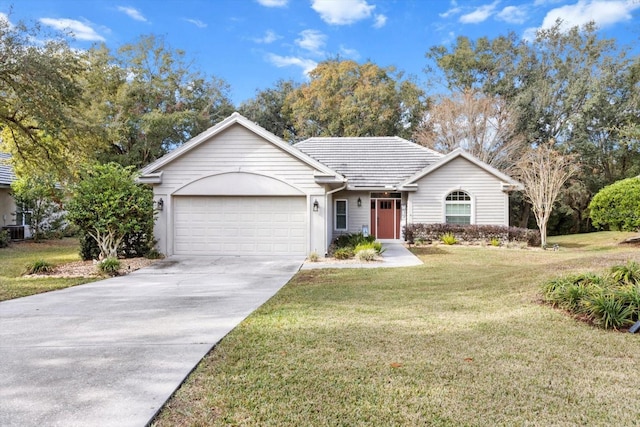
541;260;640;330
98;257;121;276
24;259;54;275
355;248;377;262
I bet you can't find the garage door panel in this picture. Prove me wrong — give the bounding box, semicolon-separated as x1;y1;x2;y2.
173;196;306;256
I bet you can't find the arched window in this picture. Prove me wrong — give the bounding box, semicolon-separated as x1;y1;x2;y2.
445;191;471;224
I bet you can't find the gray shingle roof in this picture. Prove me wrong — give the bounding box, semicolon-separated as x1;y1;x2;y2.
295;137;443;188
0;153;16;187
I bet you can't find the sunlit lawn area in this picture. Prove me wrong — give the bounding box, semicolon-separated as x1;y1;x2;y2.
0;238;96;301
154;231;640;426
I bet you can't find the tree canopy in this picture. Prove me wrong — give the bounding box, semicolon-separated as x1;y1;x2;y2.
285;59;426;140
0;17;97;179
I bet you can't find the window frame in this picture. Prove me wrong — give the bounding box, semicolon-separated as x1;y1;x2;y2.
444;190;473;225
334;199;348;231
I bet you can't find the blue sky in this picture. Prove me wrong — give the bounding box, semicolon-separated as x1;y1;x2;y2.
2;0;639;105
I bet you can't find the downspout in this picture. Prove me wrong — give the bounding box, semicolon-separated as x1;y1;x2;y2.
323;181;348;256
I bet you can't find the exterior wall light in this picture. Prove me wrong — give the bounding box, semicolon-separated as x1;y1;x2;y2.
357;197;362;207
156;198;164;211
313;199;319;212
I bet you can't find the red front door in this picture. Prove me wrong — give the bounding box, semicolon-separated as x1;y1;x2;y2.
371;199;401;239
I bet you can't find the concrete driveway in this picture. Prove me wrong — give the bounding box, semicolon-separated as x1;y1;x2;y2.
0;256;304;427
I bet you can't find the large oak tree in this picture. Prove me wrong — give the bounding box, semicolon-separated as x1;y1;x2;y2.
285;59;426;140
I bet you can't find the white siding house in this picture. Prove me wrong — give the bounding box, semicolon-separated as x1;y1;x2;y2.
140;113;522;257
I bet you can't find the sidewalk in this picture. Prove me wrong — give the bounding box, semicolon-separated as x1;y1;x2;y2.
300;242;423;269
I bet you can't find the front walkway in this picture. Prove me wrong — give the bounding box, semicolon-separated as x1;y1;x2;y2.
301;242;423;269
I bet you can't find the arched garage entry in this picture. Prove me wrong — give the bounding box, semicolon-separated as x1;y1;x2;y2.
171;172;307;256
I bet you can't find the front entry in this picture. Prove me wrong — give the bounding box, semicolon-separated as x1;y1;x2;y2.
370;198;401;239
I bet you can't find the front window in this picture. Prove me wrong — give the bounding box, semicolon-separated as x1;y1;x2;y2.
335;200;347;230
445;191;471;224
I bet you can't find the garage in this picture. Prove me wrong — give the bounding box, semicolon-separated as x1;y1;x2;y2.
173;196;307;256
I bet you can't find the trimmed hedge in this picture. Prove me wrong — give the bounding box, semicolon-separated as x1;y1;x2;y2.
403;223;541;247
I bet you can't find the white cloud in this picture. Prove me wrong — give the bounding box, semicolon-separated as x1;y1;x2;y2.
117;6;147;22
533;0;564;5
253;30;280;44
440;0;462;18
256;0;288;6
496;5;528;24
459;0;500;24
540;0;639;29
373;14;387;28
311;0;375;25
339;45;360;59
266;53;317;76
295;29;326;54
39;18;105;41
185;18;207;28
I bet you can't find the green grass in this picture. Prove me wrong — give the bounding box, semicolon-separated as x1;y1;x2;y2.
153;231;640;426
0;238;96;301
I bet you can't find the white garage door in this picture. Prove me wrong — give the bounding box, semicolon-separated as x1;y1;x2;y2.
173;196;307;256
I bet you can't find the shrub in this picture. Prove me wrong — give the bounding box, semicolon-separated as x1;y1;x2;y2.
145;248;164;260
541;270;639;330
98;257;121;276
308;252;320;262
490;237;501;247
333;232;375;249
354;241;384;255
403;223;540;247
440;232;457;245
610;261;640;285
333;247;355;260
24;259;54;275
356;248;377;262
589;176;640;231
583;291;634;330
0;229;10;248
67;163;154;260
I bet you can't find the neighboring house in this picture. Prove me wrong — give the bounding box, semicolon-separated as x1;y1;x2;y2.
0;153;17;228
140;112;522;257
0;153;31;239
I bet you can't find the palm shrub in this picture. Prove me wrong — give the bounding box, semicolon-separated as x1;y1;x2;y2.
440;232;457;245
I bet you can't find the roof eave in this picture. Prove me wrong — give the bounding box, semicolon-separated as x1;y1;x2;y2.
136;171;163;184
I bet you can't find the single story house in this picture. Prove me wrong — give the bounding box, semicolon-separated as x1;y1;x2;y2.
140;112;522;257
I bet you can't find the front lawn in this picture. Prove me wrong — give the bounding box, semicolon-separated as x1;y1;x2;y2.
0;238;97;301
153;231;640;426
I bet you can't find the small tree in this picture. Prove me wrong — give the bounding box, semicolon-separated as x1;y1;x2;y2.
10;174;65;241
66;163;153;259
516;142;580;248
589;177;640;231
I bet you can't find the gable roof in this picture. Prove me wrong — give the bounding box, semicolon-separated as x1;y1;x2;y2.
402;148;523;189
295;137;443;189
140;112;344;182
0;153;16;187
